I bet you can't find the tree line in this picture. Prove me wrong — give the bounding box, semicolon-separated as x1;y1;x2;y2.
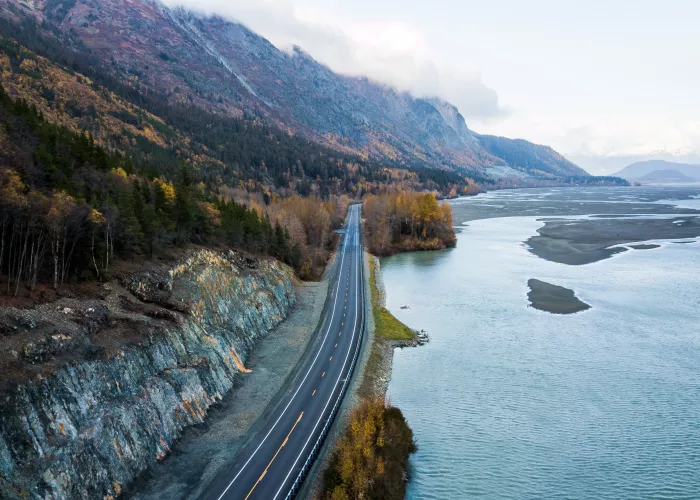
363;191;457;256
0;84;306;295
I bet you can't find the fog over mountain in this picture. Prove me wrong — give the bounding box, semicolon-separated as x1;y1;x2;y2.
162;0;510;123
162;0;700;165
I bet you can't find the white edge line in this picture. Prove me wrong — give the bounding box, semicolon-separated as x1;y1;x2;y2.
216;208;356;500
272;206;362;499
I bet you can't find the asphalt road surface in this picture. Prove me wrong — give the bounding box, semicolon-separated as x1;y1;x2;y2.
202;204;365;500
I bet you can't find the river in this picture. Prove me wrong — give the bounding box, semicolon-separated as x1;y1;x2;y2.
383;186;700;499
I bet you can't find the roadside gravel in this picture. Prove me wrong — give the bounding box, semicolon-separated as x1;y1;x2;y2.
129;255;335;500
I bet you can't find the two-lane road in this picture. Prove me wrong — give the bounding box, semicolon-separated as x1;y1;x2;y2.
203;204;365;500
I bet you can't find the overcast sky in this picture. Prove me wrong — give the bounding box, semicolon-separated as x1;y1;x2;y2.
164;0;700;169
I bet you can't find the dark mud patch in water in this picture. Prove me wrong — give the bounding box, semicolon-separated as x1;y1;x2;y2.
526;216;700;265
629;244;661;250
527;279;591;314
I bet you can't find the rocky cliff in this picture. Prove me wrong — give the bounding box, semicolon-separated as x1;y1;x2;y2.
0;250;296;499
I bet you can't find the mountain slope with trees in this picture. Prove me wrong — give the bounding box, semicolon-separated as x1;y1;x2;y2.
0;85;311;294
0;0;609;185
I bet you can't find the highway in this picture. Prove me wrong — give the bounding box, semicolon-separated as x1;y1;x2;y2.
202;204;365;500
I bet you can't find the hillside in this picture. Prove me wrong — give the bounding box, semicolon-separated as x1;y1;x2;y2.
0;0;593;183
639;169;697;183
0;17;471;198
614;160;700;182
475;134;589;178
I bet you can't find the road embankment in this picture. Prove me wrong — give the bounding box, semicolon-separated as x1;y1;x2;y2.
129;260;335;499
0;250;304;500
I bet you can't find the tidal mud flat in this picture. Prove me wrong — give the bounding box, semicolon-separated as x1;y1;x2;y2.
526;279;590;314
526;216;700;265
450;185;700;223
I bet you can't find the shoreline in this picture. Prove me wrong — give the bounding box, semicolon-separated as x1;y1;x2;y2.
368;188;700;499
302;252;421;499
360;255;422;398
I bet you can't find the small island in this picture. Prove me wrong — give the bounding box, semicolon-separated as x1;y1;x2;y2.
527;279;591;314
629;244;661;250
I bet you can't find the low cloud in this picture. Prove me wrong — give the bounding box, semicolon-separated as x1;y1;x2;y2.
478;112;700;161
161;0;509;122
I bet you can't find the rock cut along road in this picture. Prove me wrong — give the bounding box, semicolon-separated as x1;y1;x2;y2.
202;204;365;500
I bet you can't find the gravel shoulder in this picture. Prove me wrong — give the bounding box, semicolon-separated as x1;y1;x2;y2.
128;256;335;500
300;252;410;499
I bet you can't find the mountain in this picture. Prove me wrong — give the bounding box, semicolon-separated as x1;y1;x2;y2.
614;160;700;182
0;0;592;183
474;134;589;178
570;152;700;176
638;169;697;183
0;7;472;198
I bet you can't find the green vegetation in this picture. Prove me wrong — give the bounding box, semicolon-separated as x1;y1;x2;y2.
368;258;414;341
322;398;417;500
324;255;417;499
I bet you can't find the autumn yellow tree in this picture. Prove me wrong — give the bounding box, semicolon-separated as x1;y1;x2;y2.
323;398;416;500
363;190;456;256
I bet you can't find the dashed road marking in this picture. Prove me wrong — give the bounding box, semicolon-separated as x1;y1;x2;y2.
244;412;304;500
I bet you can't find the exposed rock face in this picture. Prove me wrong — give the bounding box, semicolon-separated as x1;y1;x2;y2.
0;0;589;180
0;250;295;499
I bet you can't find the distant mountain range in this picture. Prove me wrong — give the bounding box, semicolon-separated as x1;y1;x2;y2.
614;160;700;183
571;152;700;176
0;0;595;183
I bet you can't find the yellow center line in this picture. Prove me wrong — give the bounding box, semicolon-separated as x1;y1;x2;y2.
244;412;304;500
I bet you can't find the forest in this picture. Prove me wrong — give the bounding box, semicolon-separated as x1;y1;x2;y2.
363;191;457;256
0;84;347;298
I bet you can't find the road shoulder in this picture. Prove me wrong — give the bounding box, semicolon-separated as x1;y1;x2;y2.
129;255;336;500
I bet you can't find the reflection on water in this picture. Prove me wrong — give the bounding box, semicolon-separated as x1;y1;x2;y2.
384;209;700;500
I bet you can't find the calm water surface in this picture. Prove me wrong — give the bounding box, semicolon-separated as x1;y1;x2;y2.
384;189;700;499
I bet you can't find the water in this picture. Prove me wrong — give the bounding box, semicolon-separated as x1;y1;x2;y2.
383;188;700;499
